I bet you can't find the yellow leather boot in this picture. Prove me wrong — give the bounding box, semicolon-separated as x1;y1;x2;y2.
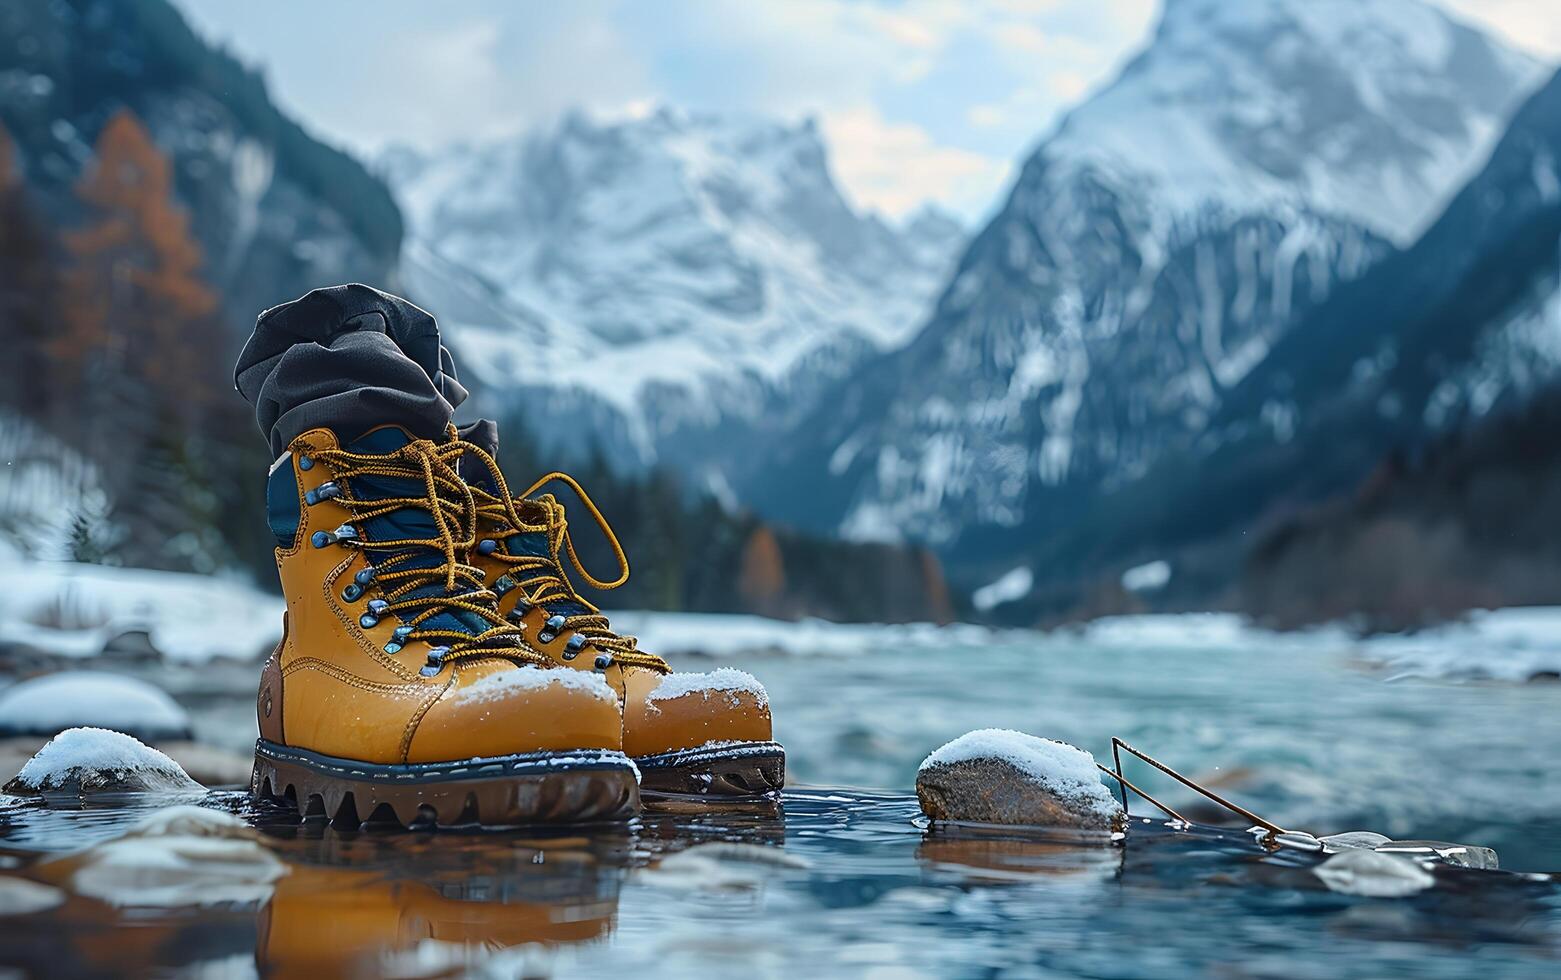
251;425;639;826
454;440;784;803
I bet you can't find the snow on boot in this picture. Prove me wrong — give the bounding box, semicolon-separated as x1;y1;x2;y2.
251;425;638;827
455;431;783;803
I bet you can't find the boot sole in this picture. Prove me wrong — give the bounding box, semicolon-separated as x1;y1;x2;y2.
635;740;785;804
251;739;640;828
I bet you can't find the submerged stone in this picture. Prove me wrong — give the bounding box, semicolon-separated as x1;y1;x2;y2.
1313;849;1435;897
48;805;285;908
0;876;66;916
916;730;1123;831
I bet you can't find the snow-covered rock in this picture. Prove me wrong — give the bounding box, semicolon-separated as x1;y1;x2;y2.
1313;849;1435;897
0;672;192;741
4;727;201;796
56;805;285;908
916;729;1123;831
385;108;965;468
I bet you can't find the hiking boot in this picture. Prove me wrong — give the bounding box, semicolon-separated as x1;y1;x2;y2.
456;436;784;802
251;425;639;827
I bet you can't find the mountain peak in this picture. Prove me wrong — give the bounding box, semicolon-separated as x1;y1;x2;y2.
1049;0;1542;245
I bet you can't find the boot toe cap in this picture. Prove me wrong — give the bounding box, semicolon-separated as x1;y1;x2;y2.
625;668;772;758
408;663;624;763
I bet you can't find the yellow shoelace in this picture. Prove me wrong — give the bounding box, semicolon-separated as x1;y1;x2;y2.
307;437;546;665
460;444;670;672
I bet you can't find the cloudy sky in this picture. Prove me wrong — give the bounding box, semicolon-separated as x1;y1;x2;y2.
176;0;1559;224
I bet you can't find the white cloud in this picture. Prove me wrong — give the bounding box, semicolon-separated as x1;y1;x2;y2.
821;106;1012;219
1434;0;1561;58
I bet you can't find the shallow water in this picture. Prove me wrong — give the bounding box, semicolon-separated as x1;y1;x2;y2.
11;624;1560;976
174;627;1561;871
1;789;1558;978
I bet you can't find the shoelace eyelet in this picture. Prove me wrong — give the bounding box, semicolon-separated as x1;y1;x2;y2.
476;538;498;555
304;481;341;506
297;455;313;471
492;575;515;597
593;653;613;671
420;645;450;677
537;614;567;645
342;583;363;602
354;567;375;586
561;634;587;661
311;524;358;549
359;598;390;629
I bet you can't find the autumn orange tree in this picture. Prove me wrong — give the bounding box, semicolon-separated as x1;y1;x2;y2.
51;109;234;570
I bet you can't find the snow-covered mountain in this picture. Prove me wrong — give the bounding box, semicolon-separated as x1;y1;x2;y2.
383;110;964;465
741;0;1544;557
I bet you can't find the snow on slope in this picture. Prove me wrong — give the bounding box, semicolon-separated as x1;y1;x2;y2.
383;109;964;457
1047;0;1541;247
749;0;1545;553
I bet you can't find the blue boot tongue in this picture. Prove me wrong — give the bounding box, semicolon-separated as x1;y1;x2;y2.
344;428;492;637
505;530;595;618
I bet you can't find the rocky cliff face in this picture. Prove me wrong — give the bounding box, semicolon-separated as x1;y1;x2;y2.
737;0;1541;586
385;109;965;471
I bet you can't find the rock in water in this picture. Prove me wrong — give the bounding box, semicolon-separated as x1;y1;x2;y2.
1313;849;1435;897
0;671;192;742
0;876;66;916
916;729;1124;831
49;805;285;908
4;727;202;796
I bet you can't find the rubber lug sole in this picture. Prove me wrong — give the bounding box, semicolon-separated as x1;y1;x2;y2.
250;739;640;828
635;740;785;807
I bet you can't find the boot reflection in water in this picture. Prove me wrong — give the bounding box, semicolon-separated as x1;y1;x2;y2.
257;857;620;976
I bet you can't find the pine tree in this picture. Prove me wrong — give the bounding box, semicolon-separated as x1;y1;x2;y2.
0;122;64;424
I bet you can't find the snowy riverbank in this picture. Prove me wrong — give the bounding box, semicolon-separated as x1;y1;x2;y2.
3;557;1561;682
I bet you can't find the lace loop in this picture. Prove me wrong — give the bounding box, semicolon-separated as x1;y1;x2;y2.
459;441;669;673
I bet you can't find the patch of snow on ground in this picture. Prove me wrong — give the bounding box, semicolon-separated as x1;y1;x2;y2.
10;727;200;794
0;559;283;663
1355;608;1561;682
919;729;1120;821
455;665;617;706
647;668;768;709
610;610;999;659
0;672;191;740
972;567;1033;612
1121;560;1171;593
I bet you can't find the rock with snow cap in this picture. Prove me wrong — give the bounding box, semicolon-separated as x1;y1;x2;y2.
4;727;203;797
916;729;1124;832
